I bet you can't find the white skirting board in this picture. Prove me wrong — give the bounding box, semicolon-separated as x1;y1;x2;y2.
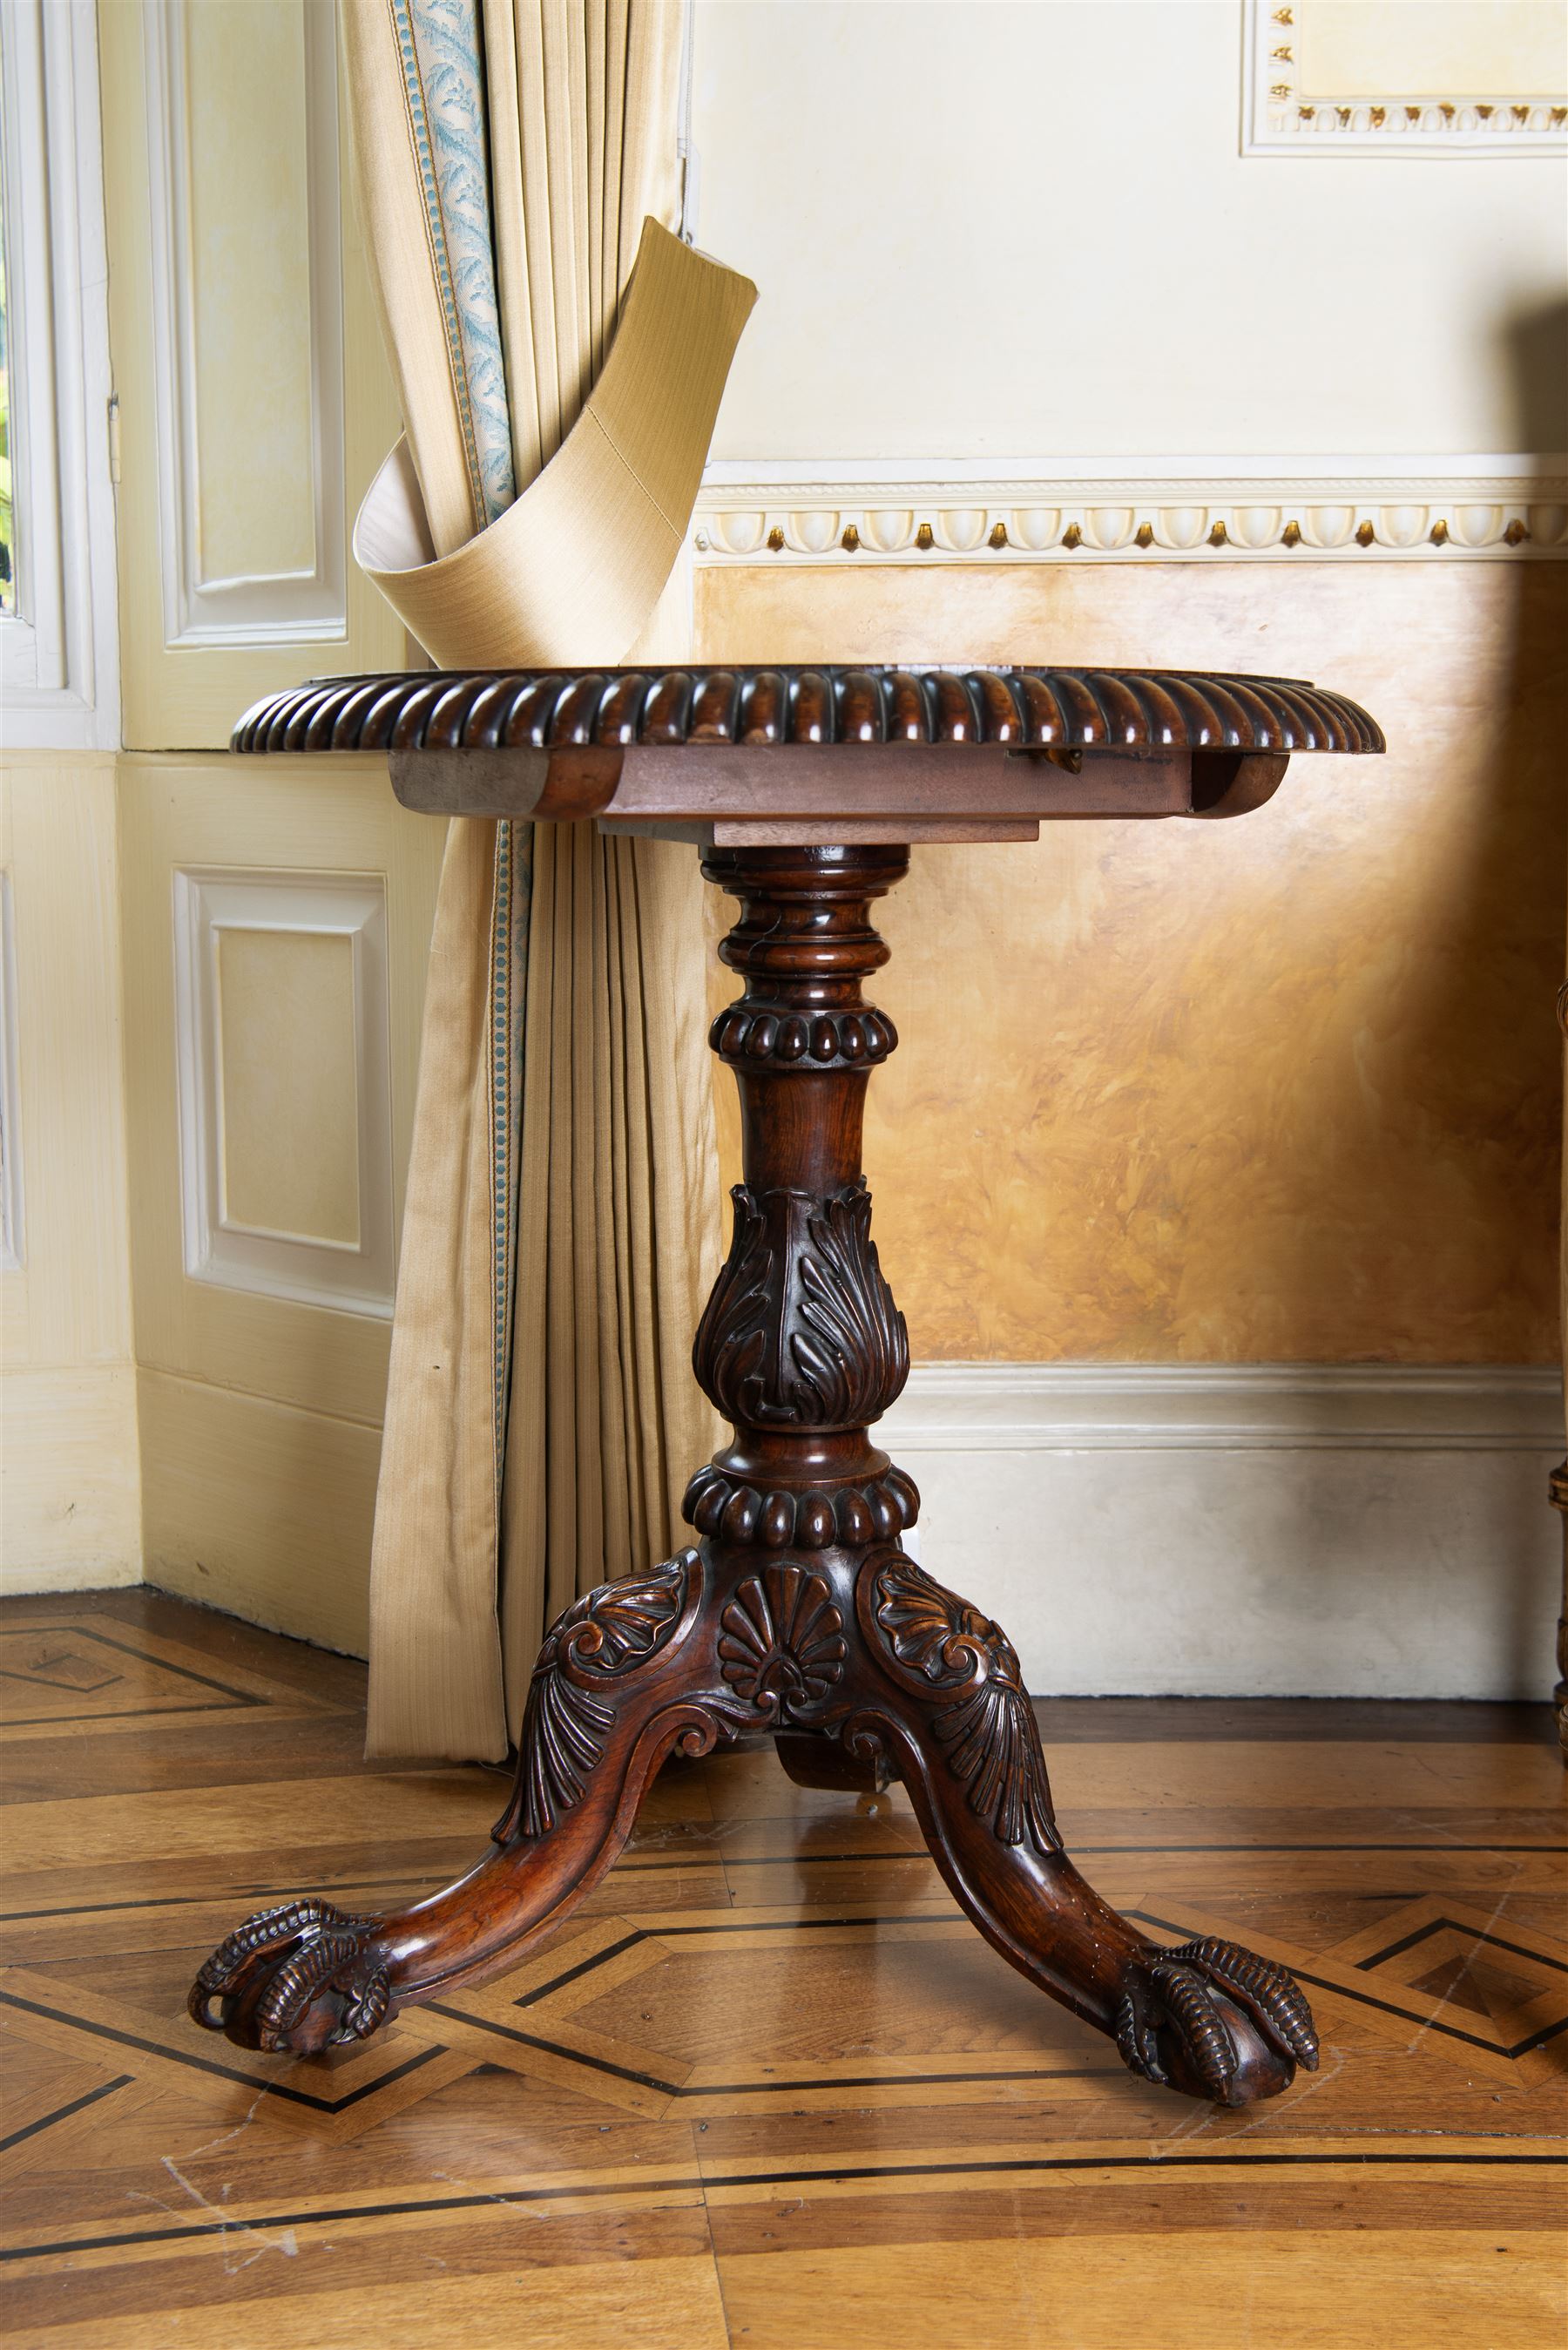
875;1365;1565;1702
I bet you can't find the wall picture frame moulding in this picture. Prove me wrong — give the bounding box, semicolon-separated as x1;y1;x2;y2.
1241;0;1567;158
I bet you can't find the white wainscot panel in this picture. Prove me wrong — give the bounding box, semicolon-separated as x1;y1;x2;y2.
144;0;345;646
173;868;394;1317
877;1365;1564;1702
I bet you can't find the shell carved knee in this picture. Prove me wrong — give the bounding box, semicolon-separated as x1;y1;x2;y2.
862;1548;1061;1856
493;1549;699;1844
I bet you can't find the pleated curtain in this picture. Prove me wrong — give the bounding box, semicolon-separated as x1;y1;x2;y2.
339;0;751;1759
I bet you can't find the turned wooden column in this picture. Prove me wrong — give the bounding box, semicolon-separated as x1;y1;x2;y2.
686;845;916;1556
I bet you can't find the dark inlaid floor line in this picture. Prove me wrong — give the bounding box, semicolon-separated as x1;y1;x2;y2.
424;1999;1122;2100
1;1705;247;1729
0;2075;133;2156
504;1908;1568;2072
1288;1975;1568;2062
0;1625;267;1710
11;1895;1540;2123
1355;1916;1568;1976
512;1931;645;2006
3;1589;1561;2328
510;1913;980;2012
0;1875;462;1926
0;1990;445;2114
3;2147;1563;2269
1129;1909;1568;2061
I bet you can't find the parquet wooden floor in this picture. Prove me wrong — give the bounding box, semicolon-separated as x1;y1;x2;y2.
1;1588;1563;2348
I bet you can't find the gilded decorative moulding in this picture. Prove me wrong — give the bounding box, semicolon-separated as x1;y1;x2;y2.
1242;0;1567;155
691;465;1568;566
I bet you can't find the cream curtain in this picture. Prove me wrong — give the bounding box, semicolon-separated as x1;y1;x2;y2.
339;0;753;1759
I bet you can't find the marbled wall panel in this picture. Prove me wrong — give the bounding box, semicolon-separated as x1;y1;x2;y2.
694;560;1565;1364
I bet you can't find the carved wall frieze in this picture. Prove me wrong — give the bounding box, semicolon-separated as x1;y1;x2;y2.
709;1002;898;1070
718;1564;847;1713
497;1551;696;1842
694;1179;909;1432
866;1551;1060;1855
691;475;1567;565
683;1459;918;1549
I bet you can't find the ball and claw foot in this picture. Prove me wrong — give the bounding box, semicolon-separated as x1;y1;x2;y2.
188;1898;389;2055
1114;1934;1320;2105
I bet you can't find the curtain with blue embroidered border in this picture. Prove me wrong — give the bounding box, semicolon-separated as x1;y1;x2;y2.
341;0;752;1759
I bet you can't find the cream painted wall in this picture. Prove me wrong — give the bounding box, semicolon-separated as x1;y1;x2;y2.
184;0;316;586
0;759;141;1592
691;0;1567;462
1;1;429;1628
1299;2;1565;98
3;2;419;1615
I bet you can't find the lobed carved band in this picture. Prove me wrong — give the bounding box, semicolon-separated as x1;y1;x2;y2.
683;1459;919;1550
709;1002;898;1069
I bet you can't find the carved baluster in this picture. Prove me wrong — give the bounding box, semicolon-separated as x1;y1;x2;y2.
685;846;920;1560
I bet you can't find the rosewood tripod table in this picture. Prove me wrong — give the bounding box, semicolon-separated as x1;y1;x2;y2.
193;663;1383;2107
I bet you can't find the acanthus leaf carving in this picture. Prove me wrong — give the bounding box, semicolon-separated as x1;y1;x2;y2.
867;1552;1060;1856
495;1550;695;1843
693;1179;909;1432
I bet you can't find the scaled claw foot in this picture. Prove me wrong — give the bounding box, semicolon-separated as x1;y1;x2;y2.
189;1897;390;2054
1113;1935;1320;2106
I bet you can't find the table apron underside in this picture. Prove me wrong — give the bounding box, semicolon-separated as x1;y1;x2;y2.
388;742;1290;841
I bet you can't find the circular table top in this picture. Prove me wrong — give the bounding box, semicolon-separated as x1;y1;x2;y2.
233;665;1384;759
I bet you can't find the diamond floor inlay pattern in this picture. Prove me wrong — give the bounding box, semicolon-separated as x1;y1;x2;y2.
1;1588;1562;2348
